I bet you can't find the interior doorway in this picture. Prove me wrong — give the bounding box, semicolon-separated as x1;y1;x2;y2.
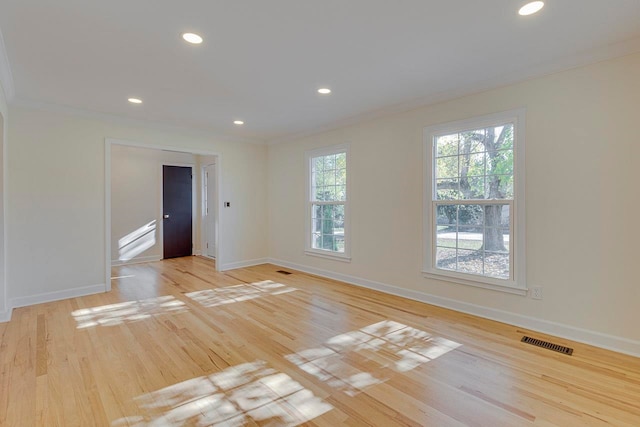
105;139;222;292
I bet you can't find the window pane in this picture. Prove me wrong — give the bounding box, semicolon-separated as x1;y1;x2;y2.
458;205;483;227
436;204;457;227
436;179;460;200
436;134;459;157
436;247;456;271
434;202;510;280
484;252;509;279
435;124;513;202
311;203;345;253
460;130;486;154
436;156;458;179
460;176;485;200
500;205;510;229
335;168;347;187
311;152;347;203
461;151;485;177
457;226;483;250
457;249;483;275
436;227;457;249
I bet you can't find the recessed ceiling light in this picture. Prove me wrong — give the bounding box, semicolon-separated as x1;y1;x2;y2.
519;1;544;16
234;120;244;125
317;88;332;95
182;32;203;44
128;98;142;104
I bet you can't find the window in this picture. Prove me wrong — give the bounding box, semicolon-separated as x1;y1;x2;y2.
305;144;350;261
423;110;526;294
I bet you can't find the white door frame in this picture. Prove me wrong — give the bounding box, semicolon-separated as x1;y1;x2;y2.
105;138;222;292
200;163;217;260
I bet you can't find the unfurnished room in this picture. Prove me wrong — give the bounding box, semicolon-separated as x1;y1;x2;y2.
0;1;639;426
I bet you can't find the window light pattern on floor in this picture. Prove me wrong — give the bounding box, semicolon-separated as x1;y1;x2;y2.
112;360;332;427
72;296;187;329
286;320;461;396
185;280;297;308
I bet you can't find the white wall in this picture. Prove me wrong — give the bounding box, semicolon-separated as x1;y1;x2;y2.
6;106;268;304
111;145;197;264
0;83;6;319
268;52;640;354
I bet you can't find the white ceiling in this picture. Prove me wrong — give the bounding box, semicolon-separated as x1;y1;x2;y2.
1;0;639;143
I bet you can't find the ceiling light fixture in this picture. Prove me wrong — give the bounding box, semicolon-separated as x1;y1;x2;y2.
128;98;143;104
317;88;331;95
234;120;244;125
519;1;544;16
182;32;203;44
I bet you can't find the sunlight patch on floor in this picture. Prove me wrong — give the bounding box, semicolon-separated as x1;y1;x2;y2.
286;320;461;396
185;280;297;308
112;360;332;427
72;296;187;329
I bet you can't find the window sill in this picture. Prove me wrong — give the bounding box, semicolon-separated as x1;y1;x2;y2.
305;250;351;263
422;270;527;296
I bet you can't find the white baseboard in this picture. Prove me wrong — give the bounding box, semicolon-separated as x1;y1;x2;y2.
0;307;12;323
10;284;106;310
268;258;640;358
220;258;269;271
111;255;162;266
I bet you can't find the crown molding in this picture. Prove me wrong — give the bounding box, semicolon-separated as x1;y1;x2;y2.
11;98;267;146
0;25;15;102
267;35;640;145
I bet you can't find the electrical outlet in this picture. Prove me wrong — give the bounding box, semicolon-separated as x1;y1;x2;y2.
531;287;543;300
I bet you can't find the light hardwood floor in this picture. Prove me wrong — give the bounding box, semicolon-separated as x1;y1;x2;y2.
1;256;639;426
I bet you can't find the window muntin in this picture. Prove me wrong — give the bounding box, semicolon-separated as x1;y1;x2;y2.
424;111;525;293
306;146;349;259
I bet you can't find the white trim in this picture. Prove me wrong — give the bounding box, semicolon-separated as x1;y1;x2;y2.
0;27;15;101
304;250;351;263
201;163;219;261
111;255;162;266
304;143;351;261
104;140;112;292
422;271;527;296
10;284;105;309
423;108;526;294
0;307;12;323
267;258;640;358
1;109;7;316
105;138;224;294
219;258;269;272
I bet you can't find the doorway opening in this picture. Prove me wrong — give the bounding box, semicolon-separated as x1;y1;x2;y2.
105;139;221;292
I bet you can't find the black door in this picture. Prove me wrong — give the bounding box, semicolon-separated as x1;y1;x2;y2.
163;165;192;259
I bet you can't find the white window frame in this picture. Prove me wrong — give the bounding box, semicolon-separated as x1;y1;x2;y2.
305;144;351;262
423;109;526;295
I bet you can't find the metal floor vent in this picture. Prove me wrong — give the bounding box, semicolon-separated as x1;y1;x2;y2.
276;270;292;275
521;336;573;355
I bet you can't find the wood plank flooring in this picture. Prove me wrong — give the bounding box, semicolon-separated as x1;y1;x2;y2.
1;256;639;426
